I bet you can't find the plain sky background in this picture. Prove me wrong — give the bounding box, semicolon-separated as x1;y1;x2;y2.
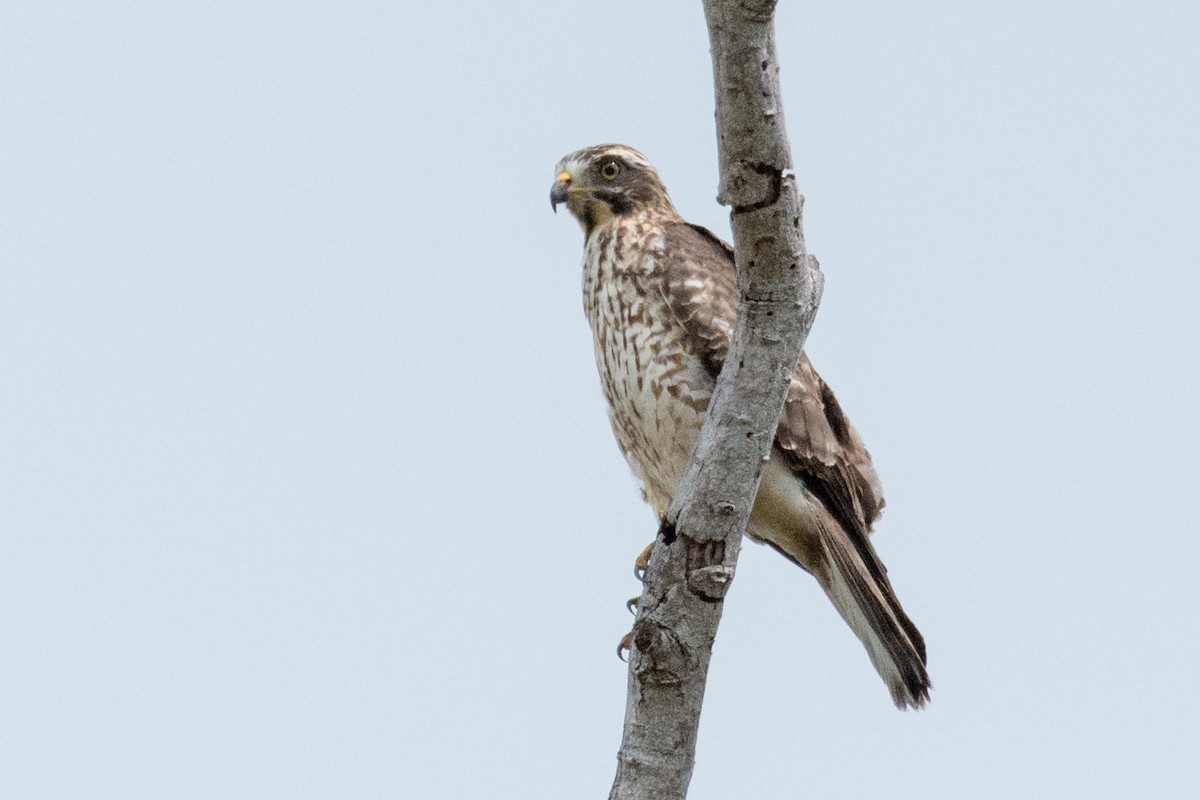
3;2;1198;798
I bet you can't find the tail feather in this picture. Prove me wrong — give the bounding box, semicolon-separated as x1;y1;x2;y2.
749;457;930;708
818;516;930;709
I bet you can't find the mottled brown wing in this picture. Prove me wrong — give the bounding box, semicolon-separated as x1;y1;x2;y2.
660;221;885;541
662;222;925;699
660;222;738;377
776;355;885;537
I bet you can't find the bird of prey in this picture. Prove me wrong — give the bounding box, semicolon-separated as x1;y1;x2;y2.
550;144;930;709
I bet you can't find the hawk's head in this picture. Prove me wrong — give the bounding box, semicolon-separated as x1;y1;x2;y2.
551;144;679;234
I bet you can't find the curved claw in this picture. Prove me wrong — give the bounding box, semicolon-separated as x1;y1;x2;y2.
617;631;633;662
633;541;654;582
626;596;640;615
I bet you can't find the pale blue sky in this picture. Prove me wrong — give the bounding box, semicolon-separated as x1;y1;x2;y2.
3;2;1198;798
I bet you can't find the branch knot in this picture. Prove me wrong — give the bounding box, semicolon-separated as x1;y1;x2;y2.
684;537;732;600
718;160;783;213
687;565;735;601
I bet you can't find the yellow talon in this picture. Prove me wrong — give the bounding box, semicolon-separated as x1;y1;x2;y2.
617;631;633;661
633;541;654;581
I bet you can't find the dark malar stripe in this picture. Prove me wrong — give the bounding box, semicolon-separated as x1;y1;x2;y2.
594;190;634;216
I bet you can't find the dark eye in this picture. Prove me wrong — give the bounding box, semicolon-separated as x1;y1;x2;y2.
600;161;621;180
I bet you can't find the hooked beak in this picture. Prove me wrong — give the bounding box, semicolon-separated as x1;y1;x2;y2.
550;170;572;213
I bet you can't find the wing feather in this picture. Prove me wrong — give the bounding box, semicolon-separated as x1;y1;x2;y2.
660;222;736;377
659;221;885;538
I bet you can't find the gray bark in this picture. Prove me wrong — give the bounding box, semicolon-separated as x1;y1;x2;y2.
607;1;822;798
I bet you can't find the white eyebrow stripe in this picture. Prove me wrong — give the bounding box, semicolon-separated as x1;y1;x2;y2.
558;157;584;176
683;278;706;289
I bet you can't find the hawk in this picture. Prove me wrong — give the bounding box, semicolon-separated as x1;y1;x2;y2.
551;144;930;709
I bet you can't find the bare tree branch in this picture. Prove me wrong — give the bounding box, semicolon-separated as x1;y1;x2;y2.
607;2;822;798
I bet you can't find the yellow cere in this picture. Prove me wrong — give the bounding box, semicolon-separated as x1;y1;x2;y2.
557;171;572;184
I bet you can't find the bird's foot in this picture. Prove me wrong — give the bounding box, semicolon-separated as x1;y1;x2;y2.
621;530;665;659
633;541;654;581
617;630;633;661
